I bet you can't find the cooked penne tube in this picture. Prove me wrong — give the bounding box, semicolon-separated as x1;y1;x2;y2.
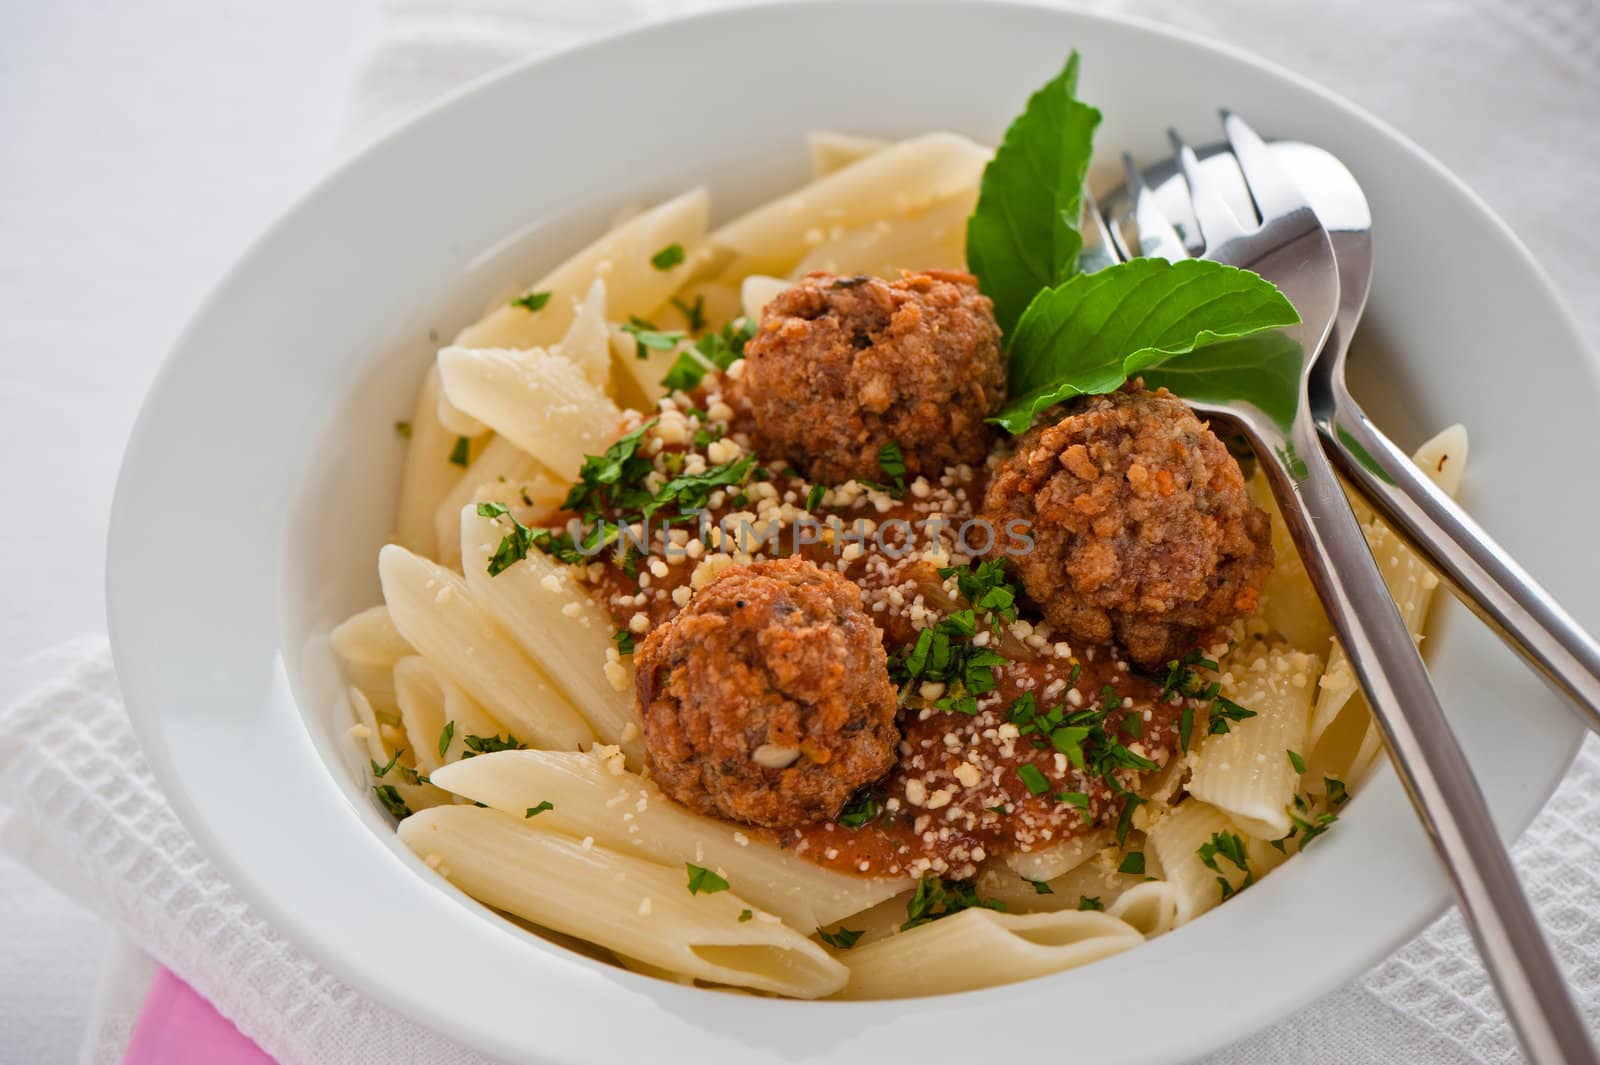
453;188;710;353
430;435;555;568
436;346;622;481
330;605;413;669
394;365;465;560
792;187;975;280
399;805;848;998
377;545;596;753
806;131;892;177
459;506;644;764
708;133;988;278
427;748;908;932
1105;880;1179;938
739;275;790;323
1188;642;1322;839
552;278;613;390
834;908;1142;999
1003;829;1111;883
1145;800;1284;926
392;655;508;773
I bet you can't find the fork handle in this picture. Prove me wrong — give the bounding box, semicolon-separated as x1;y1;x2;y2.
1249;413;1597;1065
1319;391;1600;738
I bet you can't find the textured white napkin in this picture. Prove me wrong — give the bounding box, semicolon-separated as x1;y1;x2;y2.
6;1;1598;1063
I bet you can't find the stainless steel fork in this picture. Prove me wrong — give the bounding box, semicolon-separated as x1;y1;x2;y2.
1086;114;1596;1065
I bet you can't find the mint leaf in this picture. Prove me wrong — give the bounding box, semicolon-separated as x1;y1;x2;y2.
966;52;1102;335
993;258;1301;433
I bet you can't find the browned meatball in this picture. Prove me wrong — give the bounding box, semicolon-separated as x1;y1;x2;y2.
634;556;900;828
740;270;1005;485
983;383;1273;668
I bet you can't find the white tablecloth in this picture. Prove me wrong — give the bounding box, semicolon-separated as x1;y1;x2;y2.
2;1;1597;1062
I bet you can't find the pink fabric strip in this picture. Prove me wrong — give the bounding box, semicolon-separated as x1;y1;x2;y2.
122;968;280;1065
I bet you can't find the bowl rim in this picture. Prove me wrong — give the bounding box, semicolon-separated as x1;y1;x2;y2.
107;2;1593;1062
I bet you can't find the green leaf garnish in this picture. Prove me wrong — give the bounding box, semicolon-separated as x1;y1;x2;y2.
612;628;636;655
1118;852;1146;876
837;787;884;829
1025;878;1054;895
1016;763;1050;795
650;243;686;270
621;316;684;360
1287;749;1307;774
438;720;455;759
525;801;554;818
818;926;864;949
671;294;707;333
448;435;471;467
901;876;1006;930
686;863;729;895
1141;330;1304;432
394;420;412;439
1077;895;1104;911
738;908;753;922
660;318;756;392
510;291;551;312
374;784;412;820
461;733;526;757
965;51;1101;335
993;259;1301;434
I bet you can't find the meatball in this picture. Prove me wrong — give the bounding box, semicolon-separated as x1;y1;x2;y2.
982;383;1273;668
634;556;899;828
739;270;1005;485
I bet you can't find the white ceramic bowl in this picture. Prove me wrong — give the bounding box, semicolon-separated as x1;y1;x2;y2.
108;3;1597;1062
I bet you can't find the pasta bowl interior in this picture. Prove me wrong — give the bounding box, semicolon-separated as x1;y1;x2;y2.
107;3;1596;1063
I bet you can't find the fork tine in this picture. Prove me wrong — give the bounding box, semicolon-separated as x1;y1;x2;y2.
1221;111;1310;221
1079;187;1122;271
1168;128;1250;249
1119;152;1187;262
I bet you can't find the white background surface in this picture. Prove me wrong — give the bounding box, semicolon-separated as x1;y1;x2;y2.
0;1;377;1060
4;0;1598;1062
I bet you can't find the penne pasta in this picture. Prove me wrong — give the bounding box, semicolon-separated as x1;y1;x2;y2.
453;188;711;353
394;365;466;560
1188;641;1322;839
707;133;989;278
1003;829;1112;883
792;187;975;280
377;545;597;753
392;655;508;773
739;275;790;323
1105;881;1179;938
834;908;1142;999
459;506;644;764
436;346;623;481
1144;800;1284;926
430;435;557;568
806;131;892;177
398;805;848;998
553;278;613;391
330;605;413;669
427;748;909;932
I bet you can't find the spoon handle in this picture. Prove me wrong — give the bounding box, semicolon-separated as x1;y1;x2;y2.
1246;410;1597;1065
1319;389;1600;739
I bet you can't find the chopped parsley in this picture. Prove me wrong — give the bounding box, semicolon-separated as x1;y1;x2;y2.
1271;779;1348;852
876;441;907;496
671;294;707;333
901;876;1006;930
613;628;636;655
394;420;412;438
1114;794;1143;845
1016;763;1050;795
621;316;684;360
374;784;412;820
448;435;471;467
437;721;455;759
805;483;826;514
371;749;404;779
1287;749;1307;774
525;802;554;818
837;786;885;829
1117;852;1146;876
1077;895;1104;911
650;243;686;270
659;317;756;392
510;291;551;312
738;908;753;922
818;926;864;949
1057;790;1090;810
461;733;526;757
1151;648;1257;749
686;863;730;895
890;608;1009;715
1198;830;1254;900
1025;878;1054;895
939;559;1021;631
1326;776;1349;808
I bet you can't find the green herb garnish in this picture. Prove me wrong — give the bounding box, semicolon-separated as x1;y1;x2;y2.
448;435;471;467
650;243;686;270
876;441;907;496
394;420;412;438
1198;830;1254;900
438;721;455;759
686;863;730;895
818;926;864;949
660;318;756;392
738;908;753;922
525;802;554;818
1118;852;1146;876
374;784;412;820
510;291;551;312
805;483;827;513
1077;895;1104;911
621;316;683;360
1025;878;1054;895
1016;763;1050;796
672;294;707;333
613;628;636;655
1287;749;1307;774
461;733;526;757
837;787;885;829
901;876;1006;930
